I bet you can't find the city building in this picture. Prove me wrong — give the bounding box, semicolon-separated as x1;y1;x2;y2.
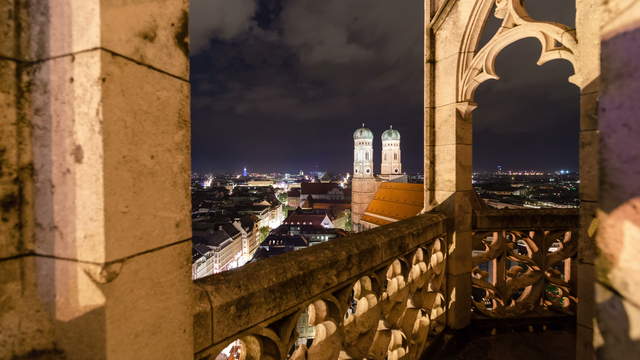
191;223;243;278
300;182;345;201
286;188;301;208
351;125;409;232
282;210;334;229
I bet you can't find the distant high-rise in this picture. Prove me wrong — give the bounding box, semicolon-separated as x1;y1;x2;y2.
243;167;248;177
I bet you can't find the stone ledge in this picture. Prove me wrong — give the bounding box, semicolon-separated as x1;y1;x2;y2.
194;212;447;346
473;209;580;231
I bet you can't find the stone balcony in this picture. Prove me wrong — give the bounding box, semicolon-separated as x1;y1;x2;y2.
3;0;639;358
193;208;579;359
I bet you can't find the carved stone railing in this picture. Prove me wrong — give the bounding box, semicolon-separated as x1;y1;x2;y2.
194;213;448;359
471;209;579;318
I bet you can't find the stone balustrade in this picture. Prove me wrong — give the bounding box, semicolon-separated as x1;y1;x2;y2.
471;209;580;318
194;213;448;359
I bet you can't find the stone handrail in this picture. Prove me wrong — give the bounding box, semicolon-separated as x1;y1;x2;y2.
194;213;448;359
471;208;579;318
473;208;580;230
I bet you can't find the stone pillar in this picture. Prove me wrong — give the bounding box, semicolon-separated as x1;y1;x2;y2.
426;0;475;329
595;1;640;358
1;1;55;357
0;1;192;359
575;0;601;358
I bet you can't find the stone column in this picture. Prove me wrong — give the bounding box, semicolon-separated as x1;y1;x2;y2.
426;0;475;329
0;1;192;359
595;1;640;358
0;1;54;357
575;0;601;358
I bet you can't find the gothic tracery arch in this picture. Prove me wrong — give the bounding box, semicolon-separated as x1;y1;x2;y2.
457;0;578;107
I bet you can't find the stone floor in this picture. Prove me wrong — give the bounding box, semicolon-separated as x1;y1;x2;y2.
424;317;576;360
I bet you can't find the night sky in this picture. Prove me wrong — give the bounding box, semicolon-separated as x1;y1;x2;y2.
190;0;578;174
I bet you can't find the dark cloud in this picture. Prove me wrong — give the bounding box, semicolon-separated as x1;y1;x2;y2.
190;0;577;174
190;0;257;53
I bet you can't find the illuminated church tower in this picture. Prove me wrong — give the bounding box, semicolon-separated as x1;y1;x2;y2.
351;124;377;232
381;126;402;175
353;124;374;178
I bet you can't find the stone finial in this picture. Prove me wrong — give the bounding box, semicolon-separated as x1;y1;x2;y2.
494;0;508;19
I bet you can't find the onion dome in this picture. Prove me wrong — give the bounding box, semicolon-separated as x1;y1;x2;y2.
353;123;374;140
381;125;400;141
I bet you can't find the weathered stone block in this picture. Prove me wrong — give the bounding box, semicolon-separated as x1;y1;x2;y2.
11;0;188;79
0;0;28;60
434;103;472;146
434;144;472;192
194;284;213;354
577;263;595;328
0;59;29;259
102;51;191;261
578;200;598;264
576;323;595;360
433;0;476;61
101;0;189;79
0;257;55;359
446;272;471;329
20;0;101;61
29;49;107;261
0;183;23;258
35;241;192;360
434;55;458;107
446;230;472;276
580;90;599;131
28;49;190;262
580;130;599;202
575;0;601;90
0;61;18;181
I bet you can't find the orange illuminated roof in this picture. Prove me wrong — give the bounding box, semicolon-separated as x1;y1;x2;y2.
363;182;423;223
360;215;392;226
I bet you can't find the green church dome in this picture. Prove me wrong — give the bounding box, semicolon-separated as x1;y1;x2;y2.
353;124;374;140
382;126;400;141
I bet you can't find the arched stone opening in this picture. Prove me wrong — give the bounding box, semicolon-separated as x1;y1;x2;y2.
424;0;597;335
457;0;578;116
472;37;578;178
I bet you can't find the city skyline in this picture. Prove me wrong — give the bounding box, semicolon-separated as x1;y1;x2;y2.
191;0;578;174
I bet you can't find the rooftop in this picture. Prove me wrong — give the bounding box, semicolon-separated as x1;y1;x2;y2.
361;182;424;225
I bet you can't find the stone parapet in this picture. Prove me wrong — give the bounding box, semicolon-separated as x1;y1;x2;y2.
473;208;580;231
194;213;448;359
471;209;580;319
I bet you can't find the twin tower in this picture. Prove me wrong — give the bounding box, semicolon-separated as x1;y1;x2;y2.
353;124;402;178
